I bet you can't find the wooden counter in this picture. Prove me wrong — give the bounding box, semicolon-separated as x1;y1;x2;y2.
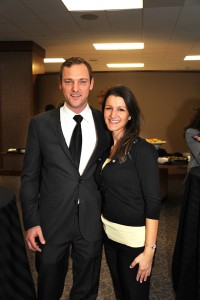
0;152;24;175
159;164;187;200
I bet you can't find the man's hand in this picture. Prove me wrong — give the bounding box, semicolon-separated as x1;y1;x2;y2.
25;226;46;252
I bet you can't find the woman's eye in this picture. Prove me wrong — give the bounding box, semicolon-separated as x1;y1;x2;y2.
105;107;112;110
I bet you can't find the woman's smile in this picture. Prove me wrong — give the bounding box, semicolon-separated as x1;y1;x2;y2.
104;95;130;137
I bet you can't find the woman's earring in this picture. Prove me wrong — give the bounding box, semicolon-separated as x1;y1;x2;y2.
128;116;131;120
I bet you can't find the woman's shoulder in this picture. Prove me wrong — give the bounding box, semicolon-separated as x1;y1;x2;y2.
132;137;155;148
130;137;157;155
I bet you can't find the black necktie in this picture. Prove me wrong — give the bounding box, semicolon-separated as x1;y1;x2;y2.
69;115;83;167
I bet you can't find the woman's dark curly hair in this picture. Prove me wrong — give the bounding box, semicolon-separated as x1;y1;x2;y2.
102;85;142;162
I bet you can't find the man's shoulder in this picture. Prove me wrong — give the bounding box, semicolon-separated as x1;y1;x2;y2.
90;106;102;115
32;107;58;121
90;106;104;122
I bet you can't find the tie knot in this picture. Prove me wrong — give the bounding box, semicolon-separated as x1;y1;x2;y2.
73;115;83;124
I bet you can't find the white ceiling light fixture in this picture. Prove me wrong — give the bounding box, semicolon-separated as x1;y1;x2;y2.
107;63;144;68
61;0;143;11
44;58;65;63
93;43;144;50
184;55;200;60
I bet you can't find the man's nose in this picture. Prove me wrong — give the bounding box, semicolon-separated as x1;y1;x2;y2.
72;81;79;91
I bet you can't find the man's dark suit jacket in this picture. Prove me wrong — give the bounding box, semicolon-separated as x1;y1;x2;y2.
20;106;111;244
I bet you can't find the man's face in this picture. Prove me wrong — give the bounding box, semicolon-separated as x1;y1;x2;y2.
59;64;94;113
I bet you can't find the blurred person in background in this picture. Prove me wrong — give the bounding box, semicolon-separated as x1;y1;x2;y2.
184;107;200;172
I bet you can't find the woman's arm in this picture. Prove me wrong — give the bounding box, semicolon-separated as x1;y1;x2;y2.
130;218;158;282
130;141;160;282
144;218;159;251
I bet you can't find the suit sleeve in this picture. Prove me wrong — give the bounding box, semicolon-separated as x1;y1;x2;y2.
20;118;42;230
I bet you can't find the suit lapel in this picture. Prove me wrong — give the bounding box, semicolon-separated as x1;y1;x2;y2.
49;107;74;164
49;107;111;173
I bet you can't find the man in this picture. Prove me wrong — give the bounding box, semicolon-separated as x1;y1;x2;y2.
20;57;111;300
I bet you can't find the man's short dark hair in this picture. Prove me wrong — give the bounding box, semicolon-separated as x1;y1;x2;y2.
59;57;93;82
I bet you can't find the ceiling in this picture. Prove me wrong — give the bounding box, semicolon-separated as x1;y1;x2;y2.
0;0;200;73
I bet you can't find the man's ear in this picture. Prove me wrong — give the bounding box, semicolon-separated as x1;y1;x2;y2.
89;78;94;91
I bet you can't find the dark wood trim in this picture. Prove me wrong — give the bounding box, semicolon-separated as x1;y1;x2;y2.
0;71;2;169
0;41;45;57
0;169;21;176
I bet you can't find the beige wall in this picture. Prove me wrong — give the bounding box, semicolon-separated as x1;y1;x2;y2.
37;71;200;154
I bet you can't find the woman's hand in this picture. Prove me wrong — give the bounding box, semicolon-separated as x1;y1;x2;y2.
129;248;155;283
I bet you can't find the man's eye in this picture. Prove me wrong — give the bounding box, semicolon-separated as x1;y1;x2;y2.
65;80;73;85
79;80;87;84
105;107;112;110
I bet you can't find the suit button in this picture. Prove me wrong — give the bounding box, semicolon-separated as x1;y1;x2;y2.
79;178;84;183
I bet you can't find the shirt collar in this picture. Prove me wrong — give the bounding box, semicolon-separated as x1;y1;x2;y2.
62;103;92;122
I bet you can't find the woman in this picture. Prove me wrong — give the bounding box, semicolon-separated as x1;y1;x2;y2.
184;107;200;172
96;86;161;300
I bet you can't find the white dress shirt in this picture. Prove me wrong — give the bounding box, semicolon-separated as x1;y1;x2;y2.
60;103;97;175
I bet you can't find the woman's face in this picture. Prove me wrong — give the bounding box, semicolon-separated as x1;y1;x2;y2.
104;95;131;138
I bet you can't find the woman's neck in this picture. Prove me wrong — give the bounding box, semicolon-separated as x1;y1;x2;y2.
112;129;124;144
110;137;120;158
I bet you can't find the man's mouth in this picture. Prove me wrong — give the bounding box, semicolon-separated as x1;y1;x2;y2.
71;94;80;97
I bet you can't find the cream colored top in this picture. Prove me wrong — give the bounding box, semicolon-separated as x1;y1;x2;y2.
101;215;145;248
101;157;146;248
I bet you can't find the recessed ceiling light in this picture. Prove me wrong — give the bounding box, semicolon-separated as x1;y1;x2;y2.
107;63;144;68
184;55;200;60
93;43;144;50
81;14;98;20
61;0;143;11
44;58;65;63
